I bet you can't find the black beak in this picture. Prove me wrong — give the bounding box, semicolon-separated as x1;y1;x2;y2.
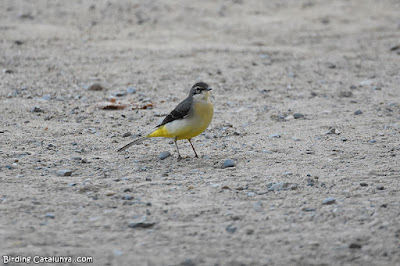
206;87;212;91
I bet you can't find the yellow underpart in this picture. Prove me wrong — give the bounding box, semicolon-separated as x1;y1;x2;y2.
147;95;213;140
147;125;174;138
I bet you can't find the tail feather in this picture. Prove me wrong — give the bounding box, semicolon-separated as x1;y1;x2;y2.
117;136;147;152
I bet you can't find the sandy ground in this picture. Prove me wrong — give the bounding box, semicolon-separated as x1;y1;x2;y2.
1;0;400;265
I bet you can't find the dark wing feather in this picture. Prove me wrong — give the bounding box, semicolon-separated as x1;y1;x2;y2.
157;96;193;127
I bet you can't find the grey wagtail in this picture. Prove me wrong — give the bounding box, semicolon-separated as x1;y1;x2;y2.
117;82;214;159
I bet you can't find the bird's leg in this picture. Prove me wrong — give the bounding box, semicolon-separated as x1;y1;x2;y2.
188;138;199;158
174;137;182;160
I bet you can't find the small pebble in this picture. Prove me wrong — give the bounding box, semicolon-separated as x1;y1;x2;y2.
339;91;352;97
122;132;131;138
112;91;127;97
68;183;77;187
88;83;104;91
368;139;377;143
326;127;340;135
113;250;123;256
269;133;281;138
225;224;237;233
126;87;137;94
354;110;363;115
105;190;117;196
18;13;34;19
390;44;400;51
128;216;155;229
222;159;235;168
268;182;298;191
322;197;336;205
57;170;73;176
359;80;373;86
30;106;44;113
128;221;155;228
253;201;263;212
180;259;195;266
3;69;14;74
7;90;18;98
159;151;171;160
122;195;133;200
293;113;304;119
326;63;336;69
45;213;55;219
302;208;317;212
376;185;384;190
306;178;315;186
360;183;368;187
262;150;273;154
41;95;51;101
246;229;254;235
349;243;362;249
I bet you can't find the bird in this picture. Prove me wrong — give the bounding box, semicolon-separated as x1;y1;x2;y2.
117;82;214;159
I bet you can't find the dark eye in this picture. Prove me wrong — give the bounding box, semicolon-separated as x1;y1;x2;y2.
195;88;201;94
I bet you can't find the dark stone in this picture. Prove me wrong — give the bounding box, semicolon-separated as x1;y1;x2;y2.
122;132;131;138
349;243;362;249
122;195;133;200
31;106;44;113
88;83;104;91
128;219;155;229
57;170;73;176
45;213;55;219
222;159;235;168
225;224;237;233
180;259;196;266
159;151;171;160
293;113;305;119
339;91;353;97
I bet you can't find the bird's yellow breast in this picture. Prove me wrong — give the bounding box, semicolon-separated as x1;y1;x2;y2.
178;100;214;140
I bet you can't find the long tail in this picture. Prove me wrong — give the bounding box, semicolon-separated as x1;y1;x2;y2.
117;136;147;152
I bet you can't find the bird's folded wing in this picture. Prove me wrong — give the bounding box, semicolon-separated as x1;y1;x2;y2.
157;97;193;127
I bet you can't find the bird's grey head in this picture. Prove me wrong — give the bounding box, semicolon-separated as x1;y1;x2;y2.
190;82;212;96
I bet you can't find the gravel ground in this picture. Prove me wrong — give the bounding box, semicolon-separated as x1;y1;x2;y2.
1;0;400;265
